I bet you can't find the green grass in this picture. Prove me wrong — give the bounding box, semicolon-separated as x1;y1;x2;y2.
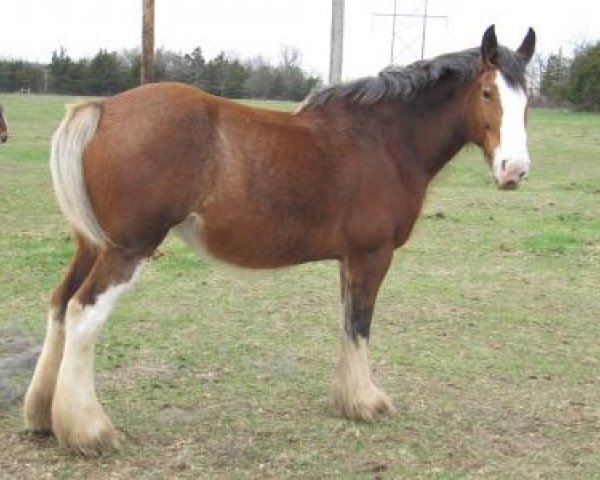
1;93;600;478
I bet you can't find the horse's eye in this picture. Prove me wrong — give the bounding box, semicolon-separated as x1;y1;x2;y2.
482;89;492;100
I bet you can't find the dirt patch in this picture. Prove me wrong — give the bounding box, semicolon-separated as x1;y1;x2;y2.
0;327;40;410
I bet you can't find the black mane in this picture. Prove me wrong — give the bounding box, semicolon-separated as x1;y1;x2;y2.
300;46;528;111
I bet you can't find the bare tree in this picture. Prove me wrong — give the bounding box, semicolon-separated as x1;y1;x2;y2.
530;52;546;97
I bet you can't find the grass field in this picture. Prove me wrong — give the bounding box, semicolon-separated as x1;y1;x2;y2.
0;92;599;478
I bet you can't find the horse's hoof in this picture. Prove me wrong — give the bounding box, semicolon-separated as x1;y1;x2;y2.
52;403;120;456
331;381;395;422
56;421;120;456
23;389;54;434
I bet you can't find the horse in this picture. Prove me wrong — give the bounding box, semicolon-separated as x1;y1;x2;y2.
24;25;535;455
0;103;8;143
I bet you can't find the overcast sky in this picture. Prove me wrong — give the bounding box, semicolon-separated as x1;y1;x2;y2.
2;0;599;80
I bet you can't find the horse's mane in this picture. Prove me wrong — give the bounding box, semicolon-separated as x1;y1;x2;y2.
299;46;528;112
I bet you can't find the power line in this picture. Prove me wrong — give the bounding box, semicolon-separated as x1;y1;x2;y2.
374;0;447;62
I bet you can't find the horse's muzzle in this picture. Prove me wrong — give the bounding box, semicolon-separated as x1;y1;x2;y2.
0;131;8;143
497;179;519;191
494;157;528;191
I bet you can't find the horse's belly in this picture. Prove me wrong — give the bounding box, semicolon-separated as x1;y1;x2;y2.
171;212;336;269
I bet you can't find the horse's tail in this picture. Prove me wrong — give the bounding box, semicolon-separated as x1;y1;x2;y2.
50;102;110;247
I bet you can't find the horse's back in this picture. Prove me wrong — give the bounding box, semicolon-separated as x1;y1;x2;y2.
77;83;347;262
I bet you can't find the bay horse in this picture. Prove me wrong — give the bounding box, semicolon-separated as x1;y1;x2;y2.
0;103;8;143
24;25;535;455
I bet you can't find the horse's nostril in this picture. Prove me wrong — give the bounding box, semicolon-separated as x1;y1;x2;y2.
501;159;508;171
519;171;526;179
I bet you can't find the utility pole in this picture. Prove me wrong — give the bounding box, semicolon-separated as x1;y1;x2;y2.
329;0;344;85
420;0;429;60
141;0;155;84
374;0;447;62
390;0;397;63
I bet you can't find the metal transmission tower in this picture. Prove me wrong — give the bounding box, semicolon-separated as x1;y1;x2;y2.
374;0;447;63
141;0;155;84
329;0;345;85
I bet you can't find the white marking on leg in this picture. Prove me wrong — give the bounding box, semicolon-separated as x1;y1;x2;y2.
52;262;145;453
331;333;394;421
23;307;64;431
337;335;372;398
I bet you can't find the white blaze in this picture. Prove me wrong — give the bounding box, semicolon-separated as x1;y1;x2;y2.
493;72;530;185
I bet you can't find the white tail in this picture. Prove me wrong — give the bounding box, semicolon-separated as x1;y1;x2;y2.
50;103;109;247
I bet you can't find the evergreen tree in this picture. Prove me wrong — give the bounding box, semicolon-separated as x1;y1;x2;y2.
567;42;600;112
49;47;75;94
540;50;570;102
86;50;126;95
0;60;45;92
185;47;206;87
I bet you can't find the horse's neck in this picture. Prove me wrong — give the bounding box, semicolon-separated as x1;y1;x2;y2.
380;87;470;182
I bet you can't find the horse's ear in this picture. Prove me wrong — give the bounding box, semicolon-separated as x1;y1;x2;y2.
481;25;498;66
517;27;536;64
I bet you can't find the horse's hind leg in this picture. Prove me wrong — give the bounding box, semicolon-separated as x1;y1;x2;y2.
331;246;395;421
51;247;147;455
24;234;98;433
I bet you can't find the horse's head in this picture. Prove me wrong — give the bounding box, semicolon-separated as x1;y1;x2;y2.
467;25;535;190
0;105;8;144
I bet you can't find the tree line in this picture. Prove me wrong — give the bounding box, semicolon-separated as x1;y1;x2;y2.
536;40;600;112
3;41;600;111
0;46;321;101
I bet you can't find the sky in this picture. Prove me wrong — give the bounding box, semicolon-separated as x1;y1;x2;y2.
1;0;599;81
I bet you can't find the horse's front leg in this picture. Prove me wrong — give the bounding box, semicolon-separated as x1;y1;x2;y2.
331;246;395;421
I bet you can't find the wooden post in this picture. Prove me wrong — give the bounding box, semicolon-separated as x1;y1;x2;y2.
329;0;344;85
141;0;155;84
